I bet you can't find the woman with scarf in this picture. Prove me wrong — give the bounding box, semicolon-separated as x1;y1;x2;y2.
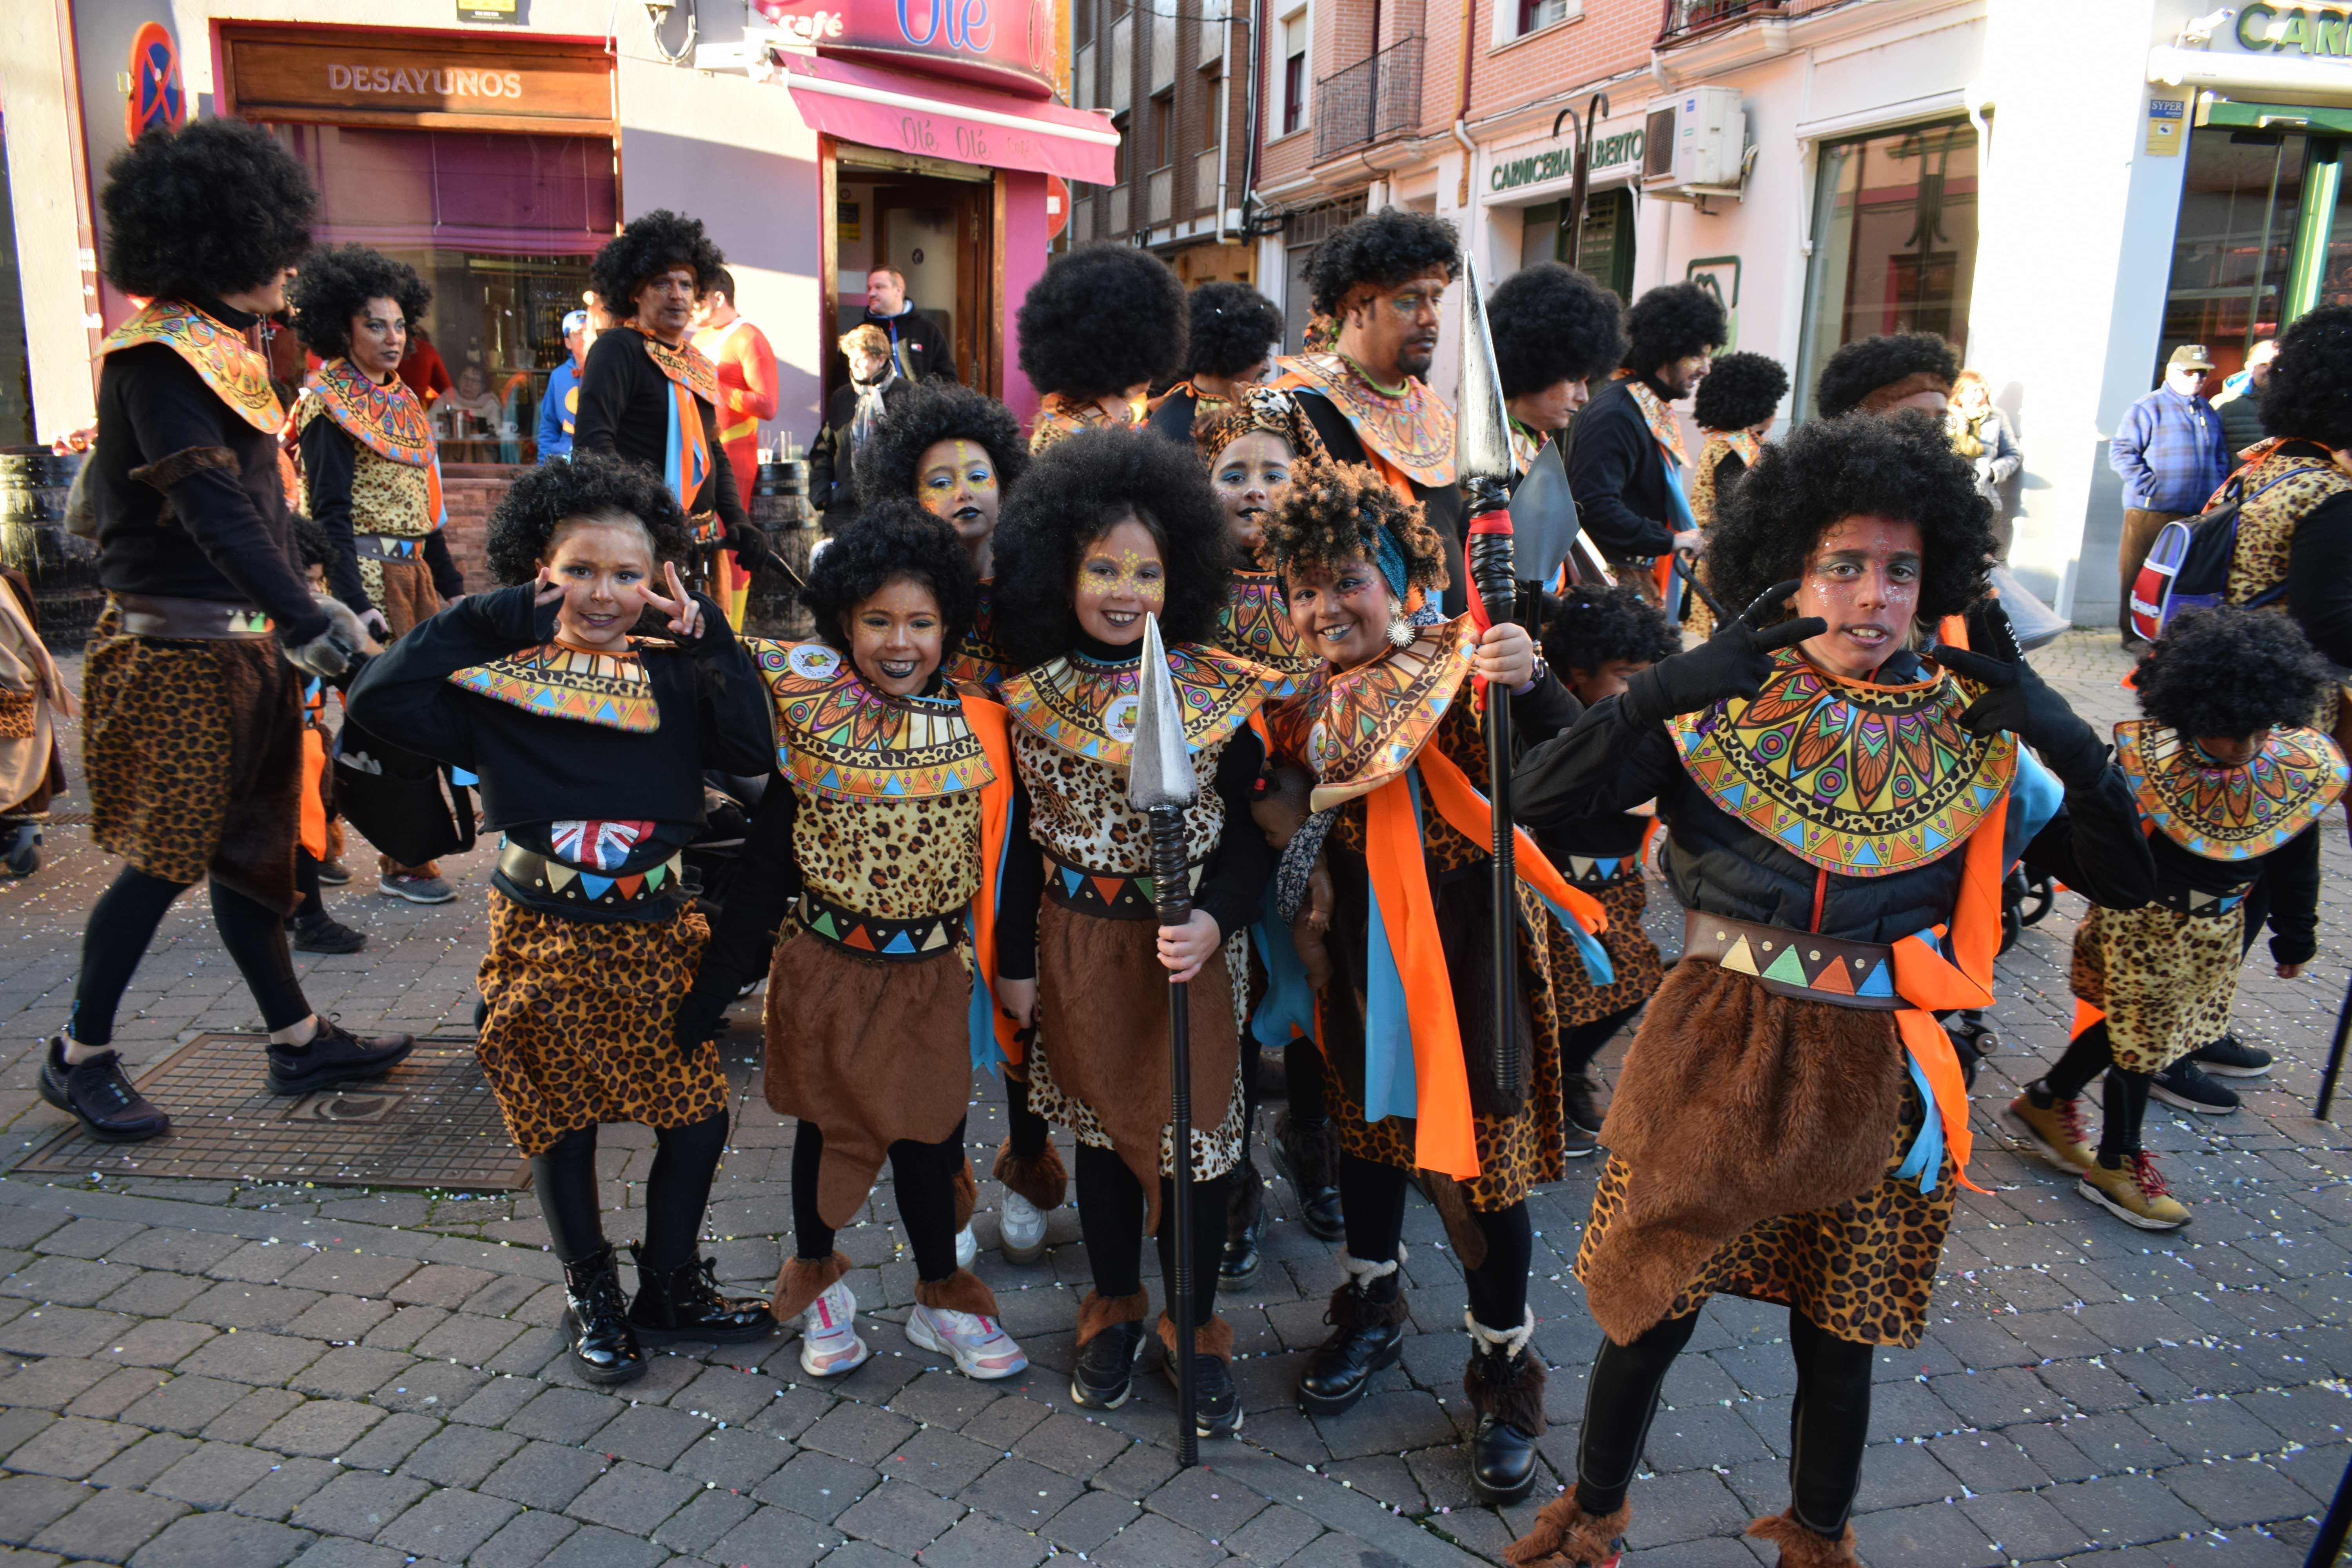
1947;370;2022;554
810;324;909;535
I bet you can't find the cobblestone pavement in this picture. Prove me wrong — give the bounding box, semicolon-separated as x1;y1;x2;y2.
1;630;2349;1568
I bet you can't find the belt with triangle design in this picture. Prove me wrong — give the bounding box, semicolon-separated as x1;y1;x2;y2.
1042;850;1205;922
797;886;966;958
1680;909;1902;1011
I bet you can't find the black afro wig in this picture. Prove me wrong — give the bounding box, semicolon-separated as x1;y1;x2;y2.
485;450;694;586
589;210;726;320
2136;605;2334;742
1813;332;1960;419
1184;282;1284;380
1015;244;1187;400
800;497;981;659
2257;303;2352;449
1489;262;1626;397
289;245;432;361
101;119;316;302
1693;350;1790;434
853;381;1029;510
1306;209;1461;317
1710;410;1994;628
991;427;1230;670
1623;282;1726;376
1541;582;1681;675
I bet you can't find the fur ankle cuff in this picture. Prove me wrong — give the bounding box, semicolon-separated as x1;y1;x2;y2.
1155;1310;1235;1365
1747;1511;1863;1566
771;1250;851;1323
1462;1310;1547;1438
994;1138;1069;1210
952;1159;979;1232
915;1267;999;1319
1503;1495;1630;1568
1337;1247;1406;1287
1329;1270;1412;1332
1073;1288;1150;1347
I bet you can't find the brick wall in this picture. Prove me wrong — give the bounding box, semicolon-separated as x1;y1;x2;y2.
1466;0;1658;127
440;465;517;594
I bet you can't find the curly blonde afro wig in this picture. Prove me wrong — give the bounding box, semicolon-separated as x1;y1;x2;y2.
1260;459;1449;617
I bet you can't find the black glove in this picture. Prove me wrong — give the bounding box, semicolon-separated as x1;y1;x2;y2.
1928;642;2109;790
1619;580;1826;728
672;982;733;1053
726;523;773;577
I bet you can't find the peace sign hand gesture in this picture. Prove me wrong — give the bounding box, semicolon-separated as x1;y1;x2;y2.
639;560;706;642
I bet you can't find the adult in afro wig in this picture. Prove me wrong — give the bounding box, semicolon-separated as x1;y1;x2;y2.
1813;332;1959;419
797;497;980;660
1489;262;1627;432
989;426;1230;670
1016;245;1186;450
485;450;694;587
2258;303;2352;450
1304;209;1460;318
100;118;316;305
852;380;1029;568
588;210;726;325
1707;410;1993;635
1621;282;1726;390
2136;605;2335;746
289;246;431;363
2223;303;2352;677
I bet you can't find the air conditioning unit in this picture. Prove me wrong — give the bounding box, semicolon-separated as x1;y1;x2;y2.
1643;86;1749;202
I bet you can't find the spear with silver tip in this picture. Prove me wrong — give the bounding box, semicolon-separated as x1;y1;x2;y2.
1129;610;1201;1466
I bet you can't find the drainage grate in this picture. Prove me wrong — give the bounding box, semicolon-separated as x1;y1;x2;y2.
11;1033;530;1190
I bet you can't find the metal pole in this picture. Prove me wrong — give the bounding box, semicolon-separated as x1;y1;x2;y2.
1466;480;1520;1103
2305;1445;2352;1566
2314;965;2352;1121
1146;802;1199;1468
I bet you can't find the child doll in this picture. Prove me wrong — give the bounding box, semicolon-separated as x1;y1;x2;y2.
1535;583;1682;1156
347;452;778;1384
2005;606;2344;1230
991;428;1278;1439
677;501;1028;1381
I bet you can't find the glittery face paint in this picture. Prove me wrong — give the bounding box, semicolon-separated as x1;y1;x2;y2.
915;438;1001;546
1282;555;1392;671
1074;516;1167;647
1211;429;1294;553
1794;514;1922;681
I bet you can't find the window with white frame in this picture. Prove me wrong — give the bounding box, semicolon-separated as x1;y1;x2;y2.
1280;8;1308;137
1516;0;1568;34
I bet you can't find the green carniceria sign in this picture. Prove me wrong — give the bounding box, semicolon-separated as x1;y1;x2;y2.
1490;127;1644;194
2236;4;2352;53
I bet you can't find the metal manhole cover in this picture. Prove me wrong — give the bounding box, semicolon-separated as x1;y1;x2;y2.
10;1033;529;1189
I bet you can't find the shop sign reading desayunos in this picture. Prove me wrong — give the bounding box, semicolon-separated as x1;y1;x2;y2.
1489;125;1645;195
219;25;613;129
755;0;1058;97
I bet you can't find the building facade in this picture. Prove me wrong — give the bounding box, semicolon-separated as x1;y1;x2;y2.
1;0;1109;452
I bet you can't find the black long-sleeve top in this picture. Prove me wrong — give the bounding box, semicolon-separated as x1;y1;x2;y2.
91;300;328;645
1514;671;2157;942
343;583;774;832
1565;377;1678;565
298;415;465;612
1292;393;1473;619
572;328;750;535
2147;818;2323;967
2262;439;2352;670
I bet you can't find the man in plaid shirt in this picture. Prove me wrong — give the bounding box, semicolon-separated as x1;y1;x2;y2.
2110;343;2227;644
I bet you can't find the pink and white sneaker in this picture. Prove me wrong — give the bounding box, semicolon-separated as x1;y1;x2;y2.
907;1304;1028;1379
799;1279;869;1378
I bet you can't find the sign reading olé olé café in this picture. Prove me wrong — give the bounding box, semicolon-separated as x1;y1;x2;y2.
218;24;613;134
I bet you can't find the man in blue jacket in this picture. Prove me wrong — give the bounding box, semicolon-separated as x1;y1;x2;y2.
535;310;588;462
2110;344;2227;643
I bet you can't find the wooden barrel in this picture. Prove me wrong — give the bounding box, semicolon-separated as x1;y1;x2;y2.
0;449;103;651
745;460;813;640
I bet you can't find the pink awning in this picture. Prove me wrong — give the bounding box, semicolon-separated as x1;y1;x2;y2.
781;54;1117;185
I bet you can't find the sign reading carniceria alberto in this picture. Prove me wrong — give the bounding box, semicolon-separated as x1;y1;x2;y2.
1490;127;1644;194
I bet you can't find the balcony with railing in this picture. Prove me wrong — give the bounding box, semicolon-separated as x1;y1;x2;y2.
1657;0;1842;45
1312;35;1423;164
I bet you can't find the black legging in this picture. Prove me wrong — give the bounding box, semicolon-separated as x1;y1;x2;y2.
1074;1142;1227;1328
1285;1036;1328;1124
1577;1307;1873;1535
1338;1153;1534;1330
70;867;310;1048
1562;1002;1644;1080
2031;1020;2155;1167
1005;1075;1051;1162
532;1111;729;1275
792;1117;968;1282
294;851;324;921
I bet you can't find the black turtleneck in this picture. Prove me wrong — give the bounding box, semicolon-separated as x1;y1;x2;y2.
91;296;329;643
572;326;748;535
1564;374;1679;565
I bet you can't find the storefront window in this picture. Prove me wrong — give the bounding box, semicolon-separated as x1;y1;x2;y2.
1796;119;1980;417
270;125;615;463
2158;126;2302;386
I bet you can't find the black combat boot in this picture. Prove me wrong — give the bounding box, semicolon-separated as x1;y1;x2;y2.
1297;1252;1407;1417
560;1245;646;1385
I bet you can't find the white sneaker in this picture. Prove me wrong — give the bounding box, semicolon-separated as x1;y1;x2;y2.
955;1223;978;1270
907;1303;1029;1379
799;1279;869;1378
999;1190;1047;1265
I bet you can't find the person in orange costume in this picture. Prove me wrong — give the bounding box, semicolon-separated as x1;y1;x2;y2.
694;268;780;628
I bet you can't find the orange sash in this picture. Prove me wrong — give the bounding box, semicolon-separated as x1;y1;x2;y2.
1885;789;2008;1192
961;691;1023;1067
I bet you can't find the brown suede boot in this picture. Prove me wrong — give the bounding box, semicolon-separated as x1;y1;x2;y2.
1748;1510;1866;1566
1504;1495;1630;1568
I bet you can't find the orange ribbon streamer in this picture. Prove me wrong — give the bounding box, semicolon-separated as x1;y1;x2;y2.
960;691;1022;1066
1885;790;2009;1193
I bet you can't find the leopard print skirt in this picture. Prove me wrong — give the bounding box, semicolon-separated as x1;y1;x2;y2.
2070;902;2246;1074
1557;874;1666;1029
475;893;730;1156
82;606;302;910
1577;1085;1954;1347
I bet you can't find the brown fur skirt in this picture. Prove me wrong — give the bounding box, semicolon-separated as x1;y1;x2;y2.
763;929;976;1230
1031;900;1239;1227
83;610;301;911
475;894;729;1157
1575;958;1953;1347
